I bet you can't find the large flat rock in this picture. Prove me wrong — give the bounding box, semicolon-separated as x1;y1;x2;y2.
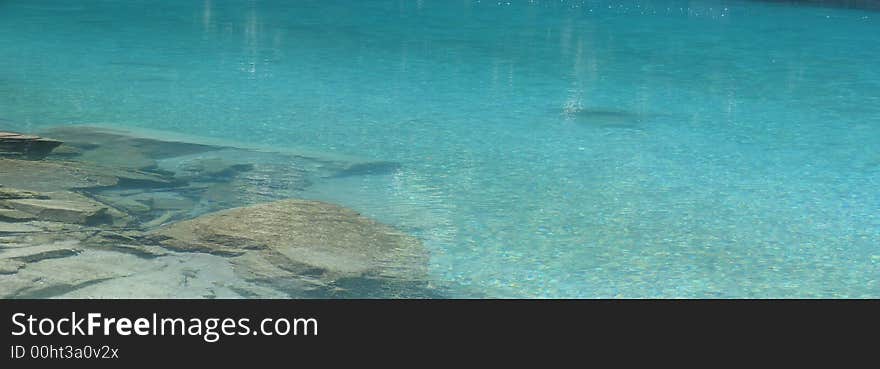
150;199;429;290
0;158;172;192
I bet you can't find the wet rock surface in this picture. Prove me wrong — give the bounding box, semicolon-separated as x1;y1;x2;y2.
0;125;430;298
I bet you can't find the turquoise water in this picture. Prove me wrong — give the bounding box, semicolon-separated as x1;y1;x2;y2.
2;0;879;297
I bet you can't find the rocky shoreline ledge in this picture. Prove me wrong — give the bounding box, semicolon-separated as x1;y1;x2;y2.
0;126;432;298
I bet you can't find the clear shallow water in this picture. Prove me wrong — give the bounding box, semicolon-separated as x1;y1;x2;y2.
1;0;878;297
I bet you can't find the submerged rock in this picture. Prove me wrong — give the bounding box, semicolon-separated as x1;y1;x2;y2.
0;224;292;298
0;158;116;191
131;192;195;211
156;150;313;212
175;157;254;180
0;241;82;263
149;199;429;292
141;210;185;229
0;259;25;275
0;222;41;234
85;243;168;259
92;193;152;215
0;248;156;298
46;144;84;158
40;126;219;164
0;125;431;297
0;132;63;159
0;191;129;226
0;158;173;192
77;146;158;171
54;252;288;299
0;187;50;200
0;209;36;222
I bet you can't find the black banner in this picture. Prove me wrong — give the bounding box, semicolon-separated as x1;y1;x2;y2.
0;300;876;365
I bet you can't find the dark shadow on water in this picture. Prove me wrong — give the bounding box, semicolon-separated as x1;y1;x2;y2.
327;161;403;178
561;107;666;130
